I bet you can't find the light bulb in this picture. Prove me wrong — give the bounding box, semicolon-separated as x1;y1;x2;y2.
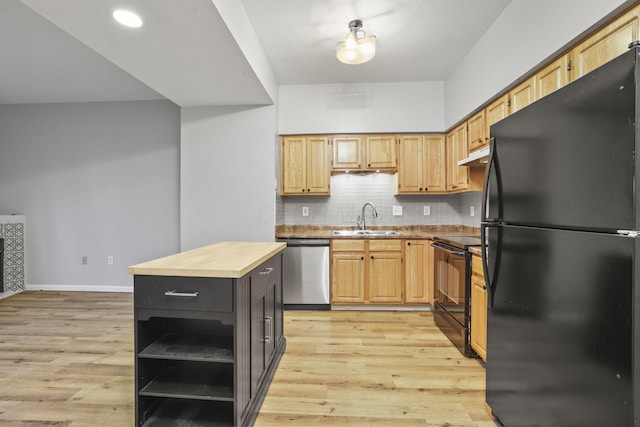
113;9;142;28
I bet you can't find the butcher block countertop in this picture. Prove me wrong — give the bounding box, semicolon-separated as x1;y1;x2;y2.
127;241;286;278
276;224;480;240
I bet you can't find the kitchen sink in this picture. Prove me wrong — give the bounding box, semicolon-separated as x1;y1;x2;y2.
332;230;399;236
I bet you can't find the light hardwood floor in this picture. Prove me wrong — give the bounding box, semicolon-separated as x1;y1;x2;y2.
0;292;496;426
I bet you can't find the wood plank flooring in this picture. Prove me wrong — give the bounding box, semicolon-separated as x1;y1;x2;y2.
0;291;134;426
0;292;496;426
255;310;496;427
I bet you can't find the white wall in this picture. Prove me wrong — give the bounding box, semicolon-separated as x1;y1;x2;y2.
279;81;445;134
0;100;181;290
181;105;277;250
444;0;631;127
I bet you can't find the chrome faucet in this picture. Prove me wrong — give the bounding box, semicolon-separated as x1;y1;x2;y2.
357;202;378;230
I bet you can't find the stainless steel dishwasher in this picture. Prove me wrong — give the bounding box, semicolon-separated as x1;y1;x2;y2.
277;238;330;310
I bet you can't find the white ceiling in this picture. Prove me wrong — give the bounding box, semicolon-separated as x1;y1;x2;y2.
2;0;511;106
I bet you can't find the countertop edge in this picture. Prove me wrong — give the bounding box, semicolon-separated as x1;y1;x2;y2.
127;242;286;278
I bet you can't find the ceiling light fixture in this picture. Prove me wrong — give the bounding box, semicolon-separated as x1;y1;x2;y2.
336;19;376;65
113;9;143;28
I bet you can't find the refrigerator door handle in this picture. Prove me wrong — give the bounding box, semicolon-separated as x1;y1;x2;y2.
481;137;502;222
481;222;502;309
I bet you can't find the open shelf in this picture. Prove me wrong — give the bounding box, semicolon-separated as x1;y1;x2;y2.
140;364;234;401
142;399;233;427
139;334;233;363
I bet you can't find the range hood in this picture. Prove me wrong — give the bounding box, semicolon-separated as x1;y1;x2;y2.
458;146;489;167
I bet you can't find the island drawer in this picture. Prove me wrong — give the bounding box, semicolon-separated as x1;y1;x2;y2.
134;276;234;312
250;254;281;289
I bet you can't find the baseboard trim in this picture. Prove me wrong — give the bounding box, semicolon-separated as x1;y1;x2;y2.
26;284;133;293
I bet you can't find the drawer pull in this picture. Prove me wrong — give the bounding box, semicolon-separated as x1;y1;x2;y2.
264;316;272;343
259;267;274;275
164;290;199;297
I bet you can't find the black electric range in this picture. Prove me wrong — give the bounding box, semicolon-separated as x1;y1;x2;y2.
431;235;481;357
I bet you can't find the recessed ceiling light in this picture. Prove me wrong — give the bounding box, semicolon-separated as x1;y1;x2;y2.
113;9;142;28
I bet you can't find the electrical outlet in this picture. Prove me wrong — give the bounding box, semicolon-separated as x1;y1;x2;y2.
470;206;475;217
423;205;430;216
302;206;309;217
392;205;403;216
107;255;114;265
82;256;87;265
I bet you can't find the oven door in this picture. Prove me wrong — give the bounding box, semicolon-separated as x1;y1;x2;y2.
433;241;467;325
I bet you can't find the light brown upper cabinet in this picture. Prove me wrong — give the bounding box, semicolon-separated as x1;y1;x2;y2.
446;124;470;192
281;135;330;196
332;134;397;173
467;110;487;152
364;135;397;170
331;135;363;170
485;94;510;142
571;5;640;81
396;134;446;194
509;76;536;114
535;54;570;100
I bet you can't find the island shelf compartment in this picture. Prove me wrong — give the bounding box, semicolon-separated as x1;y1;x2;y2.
139;360;234;401
141;398;234;427
137;317;234;363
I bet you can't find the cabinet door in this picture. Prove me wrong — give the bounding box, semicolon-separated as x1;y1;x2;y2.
331;252;365;303
423;135;446;192
467;111;486;152
446;124;469;192
332;136;362;170
571;5;640;80
509;77;536;114
305;136;330;194
365;135;397;169
470;274;487;361
535;54;570;100
397;135;423;193
404;240;434;304
281;136;307;194
250;284;267;396
485;95;509;141
369;252;403;303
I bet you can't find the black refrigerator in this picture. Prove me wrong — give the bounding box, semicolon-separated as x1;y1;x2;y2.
481;45;640;426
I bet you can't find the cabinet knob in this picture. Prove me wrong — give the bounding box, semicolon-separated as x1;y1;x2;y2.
307;189;310;192
419;188;423;191
361;256;364;260
368;163;371;167
370;255;374;260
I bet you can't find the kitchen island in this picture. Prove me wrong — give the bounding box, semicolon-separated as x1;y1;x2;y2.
128;241;286;427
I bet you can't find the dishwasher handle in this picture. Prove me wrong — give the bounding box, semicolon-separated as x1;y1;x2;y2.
278;238;330;247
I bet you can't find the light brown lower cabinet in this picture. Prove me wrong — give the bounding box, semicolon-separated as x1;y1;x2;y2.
470;254;487;361
331;239;403;304
331;239;439;305
404;240;435;304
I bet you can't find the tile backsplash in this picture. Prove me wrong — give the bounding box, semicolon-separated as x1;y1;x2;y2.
277;173;481;227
